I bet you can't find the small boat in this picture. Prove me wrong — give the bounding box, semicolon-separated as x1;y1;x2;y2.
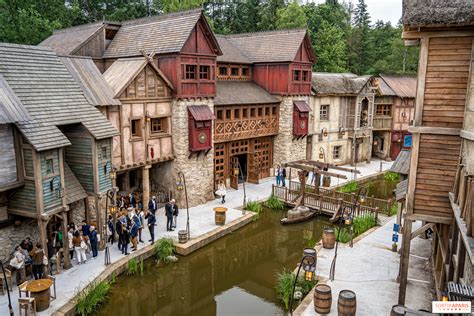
280;205;316;225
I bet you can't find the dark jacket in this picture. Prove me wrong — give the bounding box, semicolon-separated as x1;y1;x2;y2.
90;230;98;243
82;224;90;236
146;213;156;226
282;168;287;177
116;221;123;236
130;223;138;237
148;199;157;213
173;205;179;216
122;228;130;243
130;195;137;208
165;203;173;218
108;220;115;234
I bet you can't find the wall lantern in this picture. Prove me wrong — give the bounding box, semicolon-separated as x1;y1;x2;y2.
50;175;64;198
319;147;325;160
321;127;328;137
146;111;151;122
109;167;117;181
373;139;379;146
401;111;407;119
109;204;118;215
339;127;345;136
176;175;185;191
302;248;317;281
357;187;367;204
233;167;240;176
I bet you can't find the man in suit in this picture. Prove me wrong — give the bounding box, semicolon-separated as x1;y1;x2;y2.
146;212;156;245
148;195;157;215
165;201;174;231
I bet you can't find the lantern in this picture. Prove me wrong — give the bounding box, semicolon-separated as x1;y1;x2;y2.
339;127;345;136
344;214;353;225
358;193;366;204
146;111;151;122
176;180;184;191
302;248;317;281
441;292;449;302
319;148;325;160
233;167;240;176
109;205;118;215
321;128;328;137
109;168;116;181
373;139;379;146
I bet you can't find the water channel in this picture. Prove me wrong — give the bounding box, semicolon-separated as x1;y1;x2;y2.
97;209;332;316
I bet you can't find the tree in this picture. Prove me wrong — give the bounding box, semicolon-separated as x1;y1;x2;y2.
259;0;286;31
348;0;371;74
276;1;307;30
157;0;206;14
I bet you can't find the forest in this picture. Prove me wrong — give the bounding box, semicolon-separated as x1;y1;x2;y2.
0;0;418;75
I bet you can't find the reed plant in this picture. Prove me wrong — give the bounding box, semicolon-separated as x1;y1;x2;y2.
246;200;263;220
384;171;400;183
275;269;317;311
76;281;110;316
335;227;351;243
126;258;144;276
265;195;285;211
153;238;175;263
353;214;377;236
337;180;358;193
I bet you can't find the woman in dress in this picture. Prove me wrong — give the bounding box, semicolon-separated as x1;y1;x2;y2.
216;181;227;204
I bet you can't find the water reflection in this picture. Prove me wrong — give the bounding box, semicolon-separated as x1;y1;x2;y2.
97;209;331;316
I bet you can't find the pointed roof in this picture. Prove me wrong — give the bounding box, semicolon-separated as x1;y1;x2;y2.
0;43;119;151
0;74;30;124
220;29;315;63
103;57;174;97
103;9;221;58
60;56;120;106
39;21;110;55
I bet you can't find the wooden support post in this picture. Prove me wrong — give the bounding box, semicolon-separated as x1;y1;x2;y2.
143;165;150;212
398;219;413;305
61;211;71;269
410;223;435;240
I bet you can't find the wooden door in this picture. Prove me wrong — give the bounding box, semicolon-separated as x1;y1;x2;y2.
247;151;260;184
230;156;239;189
214;143;226;189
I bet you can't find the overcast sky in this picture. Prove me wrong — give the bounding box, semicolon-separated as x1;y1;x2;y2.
307;0;402;25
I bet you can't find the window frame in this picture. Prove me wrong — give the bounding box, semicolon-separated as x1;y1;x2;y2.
375;104;392;116
332;146;342;160
320;104;330;121
241;67;250;77
184;64;197;80
101;146;108;160
302;71;309;82
199;65;211;80
45;158;54;175
150;117;167;134
218;66;228;76
130;118;143;139
230;67;239;77
293;70;301;81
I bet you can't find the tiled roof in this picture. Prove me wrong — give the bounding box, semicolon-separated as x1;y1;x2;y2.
312;72;371;95
0;43;119;151
60;56;120;106
103;9;220;58
216;36;251;64
215;81;279;106
39;21;107;55
0;74;30;124
188;105;215;121
221;29;313;63
378;75;417;98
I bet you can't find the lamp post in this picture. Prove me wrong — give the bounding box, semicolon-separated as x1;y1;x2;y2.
176;171;190;239
1;260;14;316
232;157;247;211
289;248;317;315
104;166;117;266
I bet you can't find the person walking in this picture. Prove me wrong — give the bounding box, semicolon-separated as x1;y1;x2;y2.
121;224;130;255
171;199;179;229
31;243;44;279
138;209;145;243
148;195;158;215
90;226;98;259
130;219;138;252
165;200;174;231
275;165;281;186
281;167;287;187
107;215;115;245
116;216;123;251
216;181;227;203
146;212;156;244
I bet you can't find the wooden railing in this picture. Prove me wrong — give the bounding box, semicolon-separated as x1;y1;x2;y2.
287;181;392;216
272;185;381;219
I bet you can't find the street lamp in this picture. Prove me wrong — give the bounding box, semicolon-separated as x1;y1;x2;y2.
176;171;190;239
1;260;13;316
289;248;317;315
357;187;367;204
233;157;247;212
104;167;118;266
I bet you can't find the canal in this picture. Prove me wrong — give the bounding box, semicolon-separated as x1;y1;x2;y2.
97;209;332;316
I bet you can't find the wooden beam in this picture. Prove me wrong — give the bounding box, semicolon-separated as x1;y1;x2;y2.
300;160;362;174
408;126;461;135
460;130;474;141
402;30;474;40
404;213;453;225
411;223;435;240
398;219;413;305
284;162;348;179
7;208;38;219
414;38;429;126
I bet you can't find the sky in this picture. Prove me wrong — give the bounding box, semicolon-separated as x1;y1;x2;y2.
307;0;403;26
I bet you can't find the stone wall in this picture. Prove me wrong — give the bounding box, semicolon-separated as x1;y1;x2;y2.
0;219;39;262
171;98;215;208
70;199;86;225
274;96;309;166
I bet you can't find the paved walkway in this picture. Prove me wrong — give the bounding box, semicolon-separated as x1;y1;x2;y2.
0;159;392;315
296;219;434;315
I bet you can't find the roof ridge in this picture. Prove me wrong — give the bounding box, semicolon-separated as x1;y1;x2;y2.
122;8;202;27
52;21;109;34
223;28;307;38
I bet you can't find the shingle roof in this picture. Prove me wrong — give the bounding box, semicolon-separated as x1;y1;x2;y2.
60;56;120;106
377;75;417;98
0;43;119;151
64;162;88;204
103;9;221;58
390;149;411;175
103;57;174;97
188;105;215;121
216;36;251;64
0;74;30;124
311;73;371;96
221;29;314;63
395;179;408;202
39;21;107;55
403;0;474;27
214;81;279;106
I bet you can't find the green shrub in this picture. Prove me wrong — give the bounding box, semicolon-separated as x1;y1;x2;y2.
265;195;285;211
389;202;398;216
126;258;144;276
353;214;377;236
246;200;263;220
306;238;317;248
275;269;317;311
335;227;351;243
337;180;358;193
110;272;116;285
76;281;110;316
153;238;175;263
384;171;400;183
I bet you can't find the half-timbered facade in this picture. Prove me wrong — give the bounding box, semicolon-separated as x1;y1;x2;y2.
399;0;474;305
0;44;118;264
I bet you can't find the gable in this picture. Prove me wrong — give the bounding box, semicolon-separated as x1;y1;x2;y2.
119;65;172;99
293;35;315;63
181;17;219;55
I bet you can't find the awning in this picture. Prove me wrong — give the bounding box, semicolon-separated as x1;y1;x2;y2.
188;105;216;121
294;100;311;112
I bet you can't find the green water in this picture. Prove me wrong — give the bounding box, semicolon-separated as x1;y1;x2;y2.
364;178;397;200
96;209;332;316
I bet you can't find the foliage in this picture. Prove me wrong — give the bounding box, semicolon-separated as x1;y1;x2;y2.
75;281;110;316
275;269;317;311
265;195;285;211
246;200;263;220
384;171;400;183
353;214;377;236
335;227;351;243
126;257;144;276
389;202;398;216
276;1;307;30
110;271;116;284
337;180;358;193
153;238;175;263
307;238;317;248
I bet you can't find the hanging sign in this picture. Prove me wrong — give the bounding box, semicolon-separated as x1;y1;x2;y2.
392;234;399;243
393;223;400;233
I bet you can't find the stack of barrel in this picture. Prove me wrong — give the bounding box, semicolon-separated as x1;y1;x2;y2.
314;286;356;315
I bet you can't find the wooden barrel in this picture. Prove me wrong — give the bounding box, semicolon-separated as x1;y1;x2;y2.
214;207;227;225
322;228;335;249
337;290;356;316
314;284;332;314
178;230;188;244
390;304;408;316
322;175;331;187
31;288;51;312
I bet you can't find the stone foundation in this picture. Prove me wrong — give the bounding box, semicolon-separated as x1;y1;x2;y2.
172;98;215;208
0;219;39;262
70;199;86;225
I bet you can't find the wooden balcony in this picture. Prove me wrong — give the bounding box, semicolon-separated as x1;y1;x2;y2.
373;116;392;130
214;117;279;143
